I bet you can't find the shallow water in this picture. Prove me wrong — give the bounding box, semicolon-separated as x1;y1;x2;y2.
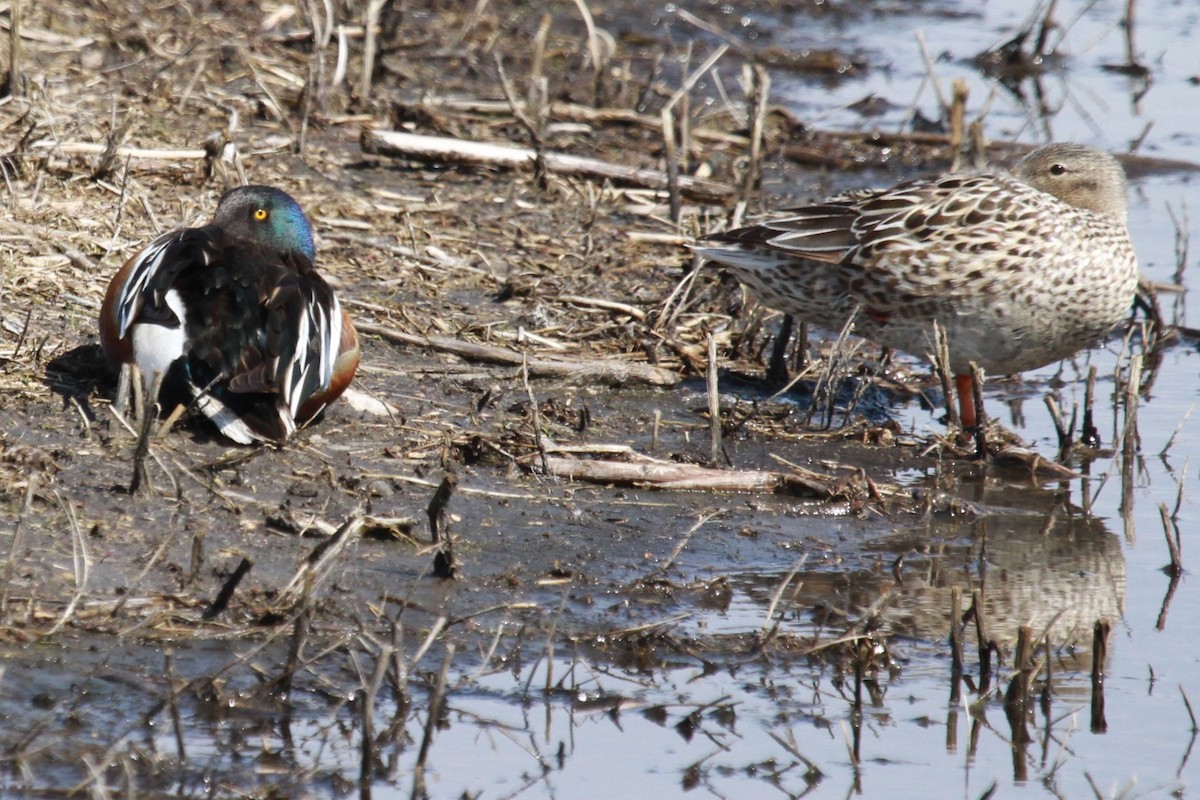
5;0;1200;797
409;0;1200;796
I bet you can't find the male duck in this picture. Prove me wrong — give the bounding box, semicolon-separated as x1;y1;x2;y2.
99;185;360;445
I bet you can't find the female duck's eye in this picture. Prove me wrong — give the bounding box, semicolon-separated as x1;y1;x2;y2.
1049;163;1067;176
253;208;269;221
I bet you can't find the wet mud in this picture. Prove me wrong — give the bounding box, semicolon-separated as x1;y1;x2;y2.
0;0;1178;795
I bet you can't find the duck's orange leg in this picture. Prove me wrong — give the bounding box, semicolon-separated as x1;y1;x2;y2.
955;374;978;429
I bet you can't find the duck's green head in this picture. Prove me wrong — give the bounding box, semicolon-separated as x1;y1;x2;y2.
213;185;316;260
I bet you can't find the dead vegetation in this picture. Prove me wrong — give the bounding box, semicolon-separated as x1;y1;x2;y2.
0;0;1169;794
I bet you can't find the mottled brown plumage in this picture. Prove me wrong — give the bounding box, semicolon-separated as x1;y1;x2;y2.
695;143;1139;426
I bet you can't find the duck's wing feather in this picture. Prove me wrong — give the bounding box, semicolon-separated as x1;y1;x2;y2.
700;173;1028;277
109;227;221;338
176;243;342;439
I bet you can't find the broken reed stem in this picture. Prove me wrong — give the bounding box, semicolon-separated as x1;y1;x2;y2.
362;128;734;202
970;588;992;686
805;309;860;429
931;322;960;430
948;79;968;168
532;588;570;700
412;643;455;800
661;105;682;225
1040;635;1053;717
0;472;36;619
530;13;551;97
1181;686;1199;733
739;64;771;207
653;510;721;577
494;53;546;187
44;493;91;637
188;533;205;584
1083;364;1100;446
1123;0;1140;70
569;0;605;106
1158;501;1184;577
1003;625;1034;745
359;631;395;792
357;0;388;103
278;605;310;702
1121;354;1143;460
948;585;965;679
427;471;459;580
914;29;948;114
356;320;679;387
706;333;722;467
1044;394;1074;463
5;0;21;97
969;362;988;455
1091;619;1110;733
757;554;808;648
677;42;692;175
522;354;550;474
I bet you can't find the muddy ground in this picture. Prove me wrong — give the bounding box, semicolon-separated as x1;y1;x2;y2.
0;0;1156;795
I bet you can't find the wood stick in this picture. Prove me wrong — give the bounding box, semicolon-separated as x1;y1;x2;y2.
707;334;721;467
356;0;387;103
660;105;682;224
970;588;992;687
1159;501;1184;577
402;96;1200;173
969;362;988;444
1091;619;1110;733
27;141;208;160
740;64;771;206
356;321;679;387
1082;364;1100;446
1004;625;1033;782
530;454;849;497
1044;394;1074;463
948;79;968;168
930;322;960;430
360;129;735;202
5;0;20;97
1121;354;1143;460
949;585;964;678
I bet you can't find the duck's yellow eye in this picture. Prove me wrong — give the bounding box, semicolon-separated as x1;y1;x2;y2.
253;208;269;221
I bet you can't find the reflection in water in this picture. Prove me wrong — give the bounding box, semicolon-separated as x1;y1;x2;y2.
731;477;1126;662
716;476;1129;789
884;482;1126;657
